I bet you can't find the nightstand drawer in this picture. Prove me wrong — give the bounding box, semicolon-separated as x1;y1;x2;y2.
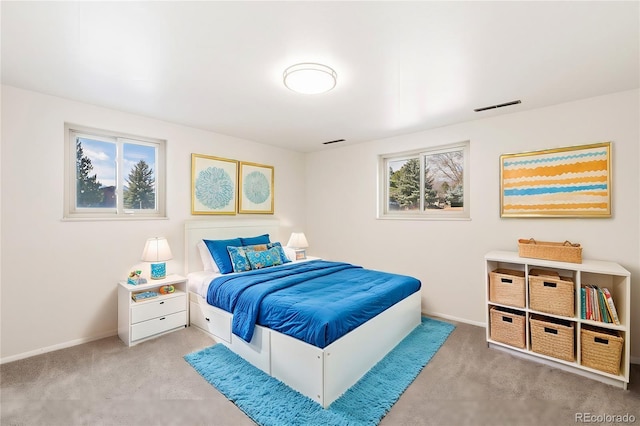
131;311;186;341
131;294;186;324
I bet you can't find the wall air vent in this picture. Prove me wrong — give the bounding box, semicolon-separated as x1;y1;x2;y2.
322;139;346;145
474;100;522;112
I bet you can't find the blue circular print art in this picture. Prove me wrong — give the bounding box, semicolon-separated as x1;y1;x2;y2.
244;171;270;204
195;167;234;209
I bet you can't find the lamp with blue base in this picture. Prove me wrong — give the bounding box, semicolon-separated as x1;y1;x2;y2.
142;237;173;280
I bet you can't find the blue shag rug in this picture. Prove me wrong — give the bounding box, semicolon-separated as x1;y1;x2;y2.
184;317;455;426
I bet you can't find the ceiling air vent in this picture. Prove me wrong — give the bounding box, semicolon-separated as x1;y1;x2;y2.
322;139;346;145
474;100;521;112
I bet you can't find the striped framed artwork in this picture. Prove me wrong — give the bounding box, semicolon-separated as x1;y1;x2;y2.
500;142;611;217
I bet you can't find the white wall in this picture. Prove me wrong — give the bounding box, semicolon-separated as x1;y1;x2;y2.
0;85;306;361
305;89;640;359
2;85;638;362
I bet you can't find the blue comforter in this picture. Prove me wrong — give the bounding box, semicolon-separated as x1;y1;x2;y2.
206;260;421;348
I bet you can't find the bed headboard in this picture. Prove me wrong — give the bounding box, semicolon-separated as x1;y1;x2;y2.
184;218;281;274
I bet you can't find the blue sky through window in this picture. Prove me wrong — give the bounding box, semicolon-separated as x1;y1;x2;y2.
79;138;155;188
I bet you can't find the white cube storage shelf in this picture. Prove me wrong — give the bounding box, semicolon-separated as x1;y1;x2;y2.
485;251;630;390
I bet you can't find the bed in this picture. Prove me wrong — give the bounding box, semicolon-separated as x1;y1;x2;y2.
185;219;422;408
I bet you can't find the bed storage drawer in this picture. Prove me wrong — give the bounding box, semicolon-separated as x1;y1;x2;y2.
190;300;232;343
131;311;186;341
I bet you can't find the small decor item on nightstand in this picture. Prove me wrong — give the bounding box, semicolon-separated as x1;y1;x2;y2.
127;270;147;285
159;285;175;295
132;291;159;302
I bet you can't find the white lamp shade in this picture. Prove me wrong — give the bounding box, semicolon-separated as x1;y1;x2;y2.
283;63;337;95
141;237;173;262
287;232;309;249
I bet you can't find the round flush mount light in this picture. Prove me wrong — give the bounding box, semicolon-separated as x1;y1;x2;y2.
283;63;337;95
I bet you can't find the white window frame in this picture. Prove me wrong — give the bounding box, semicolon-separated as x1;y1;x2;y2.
64;123;167;220
378;141;470;220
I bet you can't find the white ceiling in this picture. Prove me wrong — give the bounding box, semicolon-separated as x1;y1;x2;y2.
2;1;639;152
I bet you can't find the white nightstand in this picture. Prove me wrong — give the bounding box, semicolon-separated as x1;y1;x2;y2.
117;274;188;346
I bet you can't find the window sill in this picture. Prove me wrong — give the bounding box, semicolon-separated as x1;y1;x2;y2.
61;216;169;222
377;215;471;221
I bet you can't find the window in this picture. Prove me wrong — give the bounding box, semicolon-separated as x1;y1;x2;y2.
378;141;470;219
64;124;166;219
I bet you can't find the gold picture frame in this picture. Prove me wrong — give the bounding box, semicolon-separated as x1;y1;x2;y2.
500;142;611;218
238;161;274;214
191;154;237;215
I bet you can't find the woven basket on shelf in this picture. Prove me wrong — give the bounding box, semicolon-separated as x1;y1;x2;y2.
518;239;582;263
530;315;575;362
490;306;526;349
529;272;575;317
489;269;526;308
581;325;623;375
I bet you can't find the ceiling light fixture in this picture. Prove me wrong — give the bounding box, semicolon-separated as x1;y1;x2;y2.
283;63;337;95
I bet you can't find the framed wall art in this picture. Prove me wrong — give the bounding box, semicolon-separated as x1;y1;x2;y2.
191;154;237;215
238;161;274;214
500;142;611;218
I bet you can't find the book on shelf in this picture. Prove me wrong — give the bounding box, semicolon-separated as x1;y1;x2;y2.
132;291;159;302
585;285;593;321
597;289;610;323
591;286;601;322
602;287;621;325
580;287;586;319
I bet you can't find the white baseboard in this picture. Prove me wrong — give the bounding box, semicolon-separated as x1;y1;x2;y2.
0;329;117;365
423;310;486;328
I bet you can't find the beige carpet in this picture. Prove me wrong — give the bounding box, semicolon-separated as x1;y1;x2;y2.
1;321;638;425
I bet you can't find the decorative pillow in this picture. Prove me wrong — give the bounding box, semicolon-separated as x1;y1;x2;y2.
203;238;242;274
227;246;252;273
246;246;283;270
267;242;291;264
240;234;271;246
244;243;268;252
197;240;219;272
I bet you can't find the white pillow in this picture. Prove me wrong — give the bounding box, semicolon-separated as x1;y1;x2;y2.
197;240;219;273
283;246;297;262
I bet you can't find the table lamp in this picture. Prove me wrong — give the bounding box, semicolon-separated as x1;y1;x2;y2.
141;237;173;280
287;232;309;260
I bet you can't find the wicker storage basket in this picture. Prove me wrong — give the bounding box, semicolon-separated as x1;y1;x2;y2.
518;239;582;263
529;272;575;317
581;325;623;375
490;306;526;348
489;269;526;308
530;315;575;362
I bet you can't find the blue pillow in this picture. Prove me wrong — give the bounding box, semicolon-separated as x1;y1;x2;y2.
203;238;242;274
227;246;251;273
241;234;270;246
247;247;283;270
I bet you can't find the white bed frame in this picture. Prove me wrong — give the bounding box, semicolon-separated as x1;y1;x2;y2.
185;219;421;408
